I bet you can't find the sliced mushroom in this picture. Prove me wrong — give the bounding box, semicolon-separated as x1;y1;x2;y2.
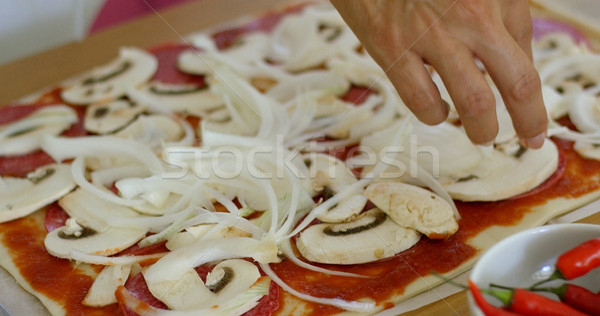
84;99;146;134
127;81;225;117
83;265;131;307
146;268;213;310
364;182;458;239
0;164;75;223
44;221;146;258
205;259;261;307
303;153;367;222
61;47;158;105
144;259;260;311
0;105;78;156
296;208;421;264
443;139;559;201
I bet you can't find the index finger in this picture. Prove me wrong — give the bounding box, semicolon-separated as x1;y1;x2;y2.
476;30;548;148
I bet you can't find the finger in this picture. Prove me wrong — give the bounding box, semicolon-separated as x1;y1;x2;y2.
425;42;498;145
476;31;547;148
385;51;449;125
501;0;534;61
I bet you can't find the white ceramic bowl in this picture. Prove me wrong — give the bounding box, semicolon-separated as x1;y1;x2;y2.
469;223;600;315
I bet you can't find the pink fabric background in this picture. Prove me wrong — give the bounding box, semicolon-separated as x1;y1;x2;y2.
90;0;193;34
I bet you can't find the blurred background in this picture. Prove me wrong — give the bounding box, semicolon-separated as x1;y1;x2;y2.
0;0;192;66
0;0;598;67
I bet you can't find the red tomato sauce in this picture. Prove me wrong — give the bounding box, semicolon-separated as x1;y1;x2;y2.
1;5;598;316
268;137;600;315
0;213;121;316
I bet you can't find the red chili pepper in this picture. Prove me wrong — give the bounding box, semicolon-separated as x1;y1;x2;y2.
556;238;600;280
510;288;588;316
468;280;522;316
539;284;600;316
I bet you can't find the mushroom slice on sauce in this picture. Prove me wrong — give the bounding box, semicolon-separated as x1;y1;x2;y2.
204;259;261;308
296;208;421;264
127;81;225;117
83;265;131;307
61;47;158;105
144;259;260;311
443;139;559;202
84;99;146;134
364;182;458;239
50;189;146;257
44;220;146;258
0;164;75;223
303;153;367;223
0;105;77;156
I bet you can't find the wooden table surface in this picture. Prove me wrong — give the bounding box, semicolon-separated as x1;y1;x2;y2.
0;1;599;315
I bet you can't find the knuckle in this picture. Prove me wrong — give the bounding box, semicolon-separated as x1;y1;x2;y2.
405;89;437;113
461;90;495;117
457;0;493;23
510;70;541;102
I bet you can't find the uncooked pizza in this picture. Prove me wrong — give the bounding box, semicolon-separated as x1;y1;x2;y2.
1;3;600;316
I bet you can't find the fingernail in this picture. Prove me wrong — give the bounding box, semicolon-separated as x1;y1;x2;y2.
520;132;546;149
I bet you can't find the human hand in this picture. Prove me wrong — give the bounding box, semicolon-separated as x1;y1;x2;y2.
330;0;547;148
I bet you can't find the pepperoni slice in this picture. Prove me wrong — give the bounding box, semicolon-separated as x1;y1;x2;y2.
212;4;306;49
149;44;207;86
116;240;169;257
243;281;281;316
0;104;48;125
44;202;70;232
122;273;168;312
341;85;375;106
0;150;55;178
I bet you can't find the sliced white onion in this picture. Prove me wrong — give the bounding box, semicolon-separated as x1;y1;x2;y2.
71;157;146;208
42;135;163;173
69;249;165;266
91;164;151;187
260;263;376;312
143;236;279;284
